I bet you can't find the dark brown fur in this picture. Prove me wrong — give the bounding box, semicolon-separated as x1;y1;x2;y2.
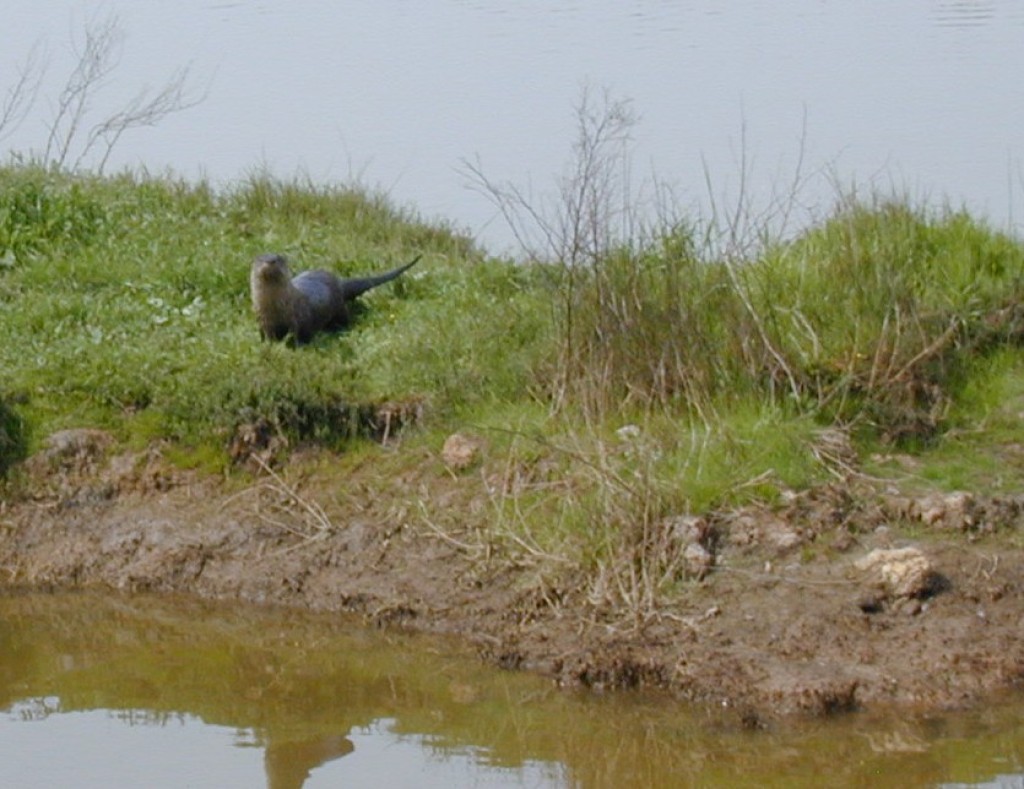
250;253;420;344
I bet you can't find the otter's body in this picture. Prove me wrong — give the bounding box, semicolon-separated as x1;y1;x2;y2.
250;254;420;344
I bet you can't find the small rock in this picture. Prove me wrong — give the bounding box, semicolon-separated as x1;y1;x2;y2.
765;522;803;552
854;547;942;599
25;428;113;476
914;491;976;531
662;515;717;579
682;542;714;579
725;512;803;554
43;428;112;461
615;424;642;441
664;514;712;545
442;433;483;471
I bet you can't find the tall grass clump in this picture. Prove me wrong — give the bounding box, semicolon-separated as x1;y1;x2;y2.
0;166;109;263
463;88;1024;620
546;191;1024;448
466;89;759;422
473;91;1024;442
757;199;1024;441
225;174;478;263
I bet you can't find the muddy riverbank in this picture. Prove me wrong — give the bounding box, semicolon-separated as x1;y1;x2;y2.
2;428;1023;724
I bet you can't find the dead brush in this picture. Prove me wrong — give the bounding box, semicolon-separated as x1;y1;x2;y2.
580;447;691;629
491;428;695;629
416;427;686;627
419;435;577;571
243;455;335;550
463;86;809;424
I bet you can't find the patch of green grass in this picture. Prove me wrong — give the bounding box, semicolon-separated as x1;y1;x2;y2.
477;398;827;602
0;166;544;452
4;162;1024;531
756;200;1024;439
891;349;1024;494
655;401;826;511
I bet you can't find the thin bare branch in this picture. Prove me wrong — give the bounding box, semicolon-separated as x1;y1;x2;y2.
83;66;206;173
44;16;122;168
0;42;47;143
0;14;208;172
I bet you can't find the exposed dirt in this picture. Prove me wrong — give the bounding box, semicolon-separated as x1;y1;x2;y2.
3;427;1024;724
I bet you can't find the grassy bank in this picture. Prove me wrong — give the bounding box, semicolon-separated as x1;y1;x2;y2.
0;166;548;455
3;162;1024;614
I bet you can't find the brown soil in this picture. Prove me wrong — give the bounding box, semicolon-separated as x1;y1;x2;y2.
3;427;1024;724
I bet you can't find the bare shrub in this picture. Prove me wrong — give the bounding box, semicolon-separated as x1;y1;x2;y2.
463;88;797;421
0;44;45;143
2;15;203;173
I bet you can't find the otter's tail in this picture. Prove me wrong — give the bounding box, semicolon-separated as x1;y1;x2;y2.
340;255;422;300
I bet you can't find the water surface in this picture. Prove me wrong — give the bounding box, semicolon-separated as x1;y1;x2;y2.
2;592;1024;788
2;2;1023;253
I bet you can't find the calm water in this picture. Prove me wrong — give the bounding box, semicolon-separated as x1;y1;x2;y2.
2;2;1024;253
1;592;1024;788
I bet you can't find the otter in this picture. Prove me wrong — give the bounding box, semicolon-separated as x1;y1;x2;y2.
250;253;421;344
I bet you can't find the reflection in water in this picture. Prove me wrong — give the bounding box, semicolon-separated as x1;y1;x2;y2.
0;592;567;787
1;592;1024;788
264;734;353;789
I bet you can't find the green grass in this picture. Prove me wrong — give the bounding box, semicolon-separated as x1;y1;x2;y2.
867;347;1024;494
0;166;547;454
4;162;1024;614
3;166;1024;475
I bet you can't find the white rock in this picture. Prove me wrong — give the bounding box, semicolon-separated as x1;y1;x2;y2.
854;547;937;598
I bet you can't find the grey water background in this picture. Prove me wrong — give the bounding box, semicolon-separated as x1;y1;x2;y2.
2;1;1023;254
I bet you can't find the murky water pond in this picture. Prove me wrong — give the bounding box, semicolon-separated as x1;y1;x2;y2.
1;592;1022;788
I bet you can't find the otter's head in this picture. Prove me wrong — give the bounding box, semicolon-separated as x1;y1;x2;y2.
251;253;292;288
251;253;300;342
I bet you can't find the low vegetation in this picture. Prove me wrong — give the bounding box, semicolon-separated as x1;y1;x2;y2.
0;166;538;450
3;81;1024;621
4;157;1024;614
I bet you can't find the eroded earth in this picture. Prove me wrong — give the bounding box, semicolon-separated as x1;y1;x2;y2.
2;427;1023;724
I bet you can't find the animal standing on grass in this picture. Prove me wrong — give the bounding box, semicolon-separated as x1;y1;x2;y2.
250;253;420;344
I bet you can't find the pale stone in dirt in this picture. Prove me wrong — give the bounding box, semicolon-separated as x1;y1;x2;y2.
727;513;803;554
682;542;714;578
664;514;711;544
854;547;938;599
40;428;112;464
915;491;976;530
442;433;483;470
